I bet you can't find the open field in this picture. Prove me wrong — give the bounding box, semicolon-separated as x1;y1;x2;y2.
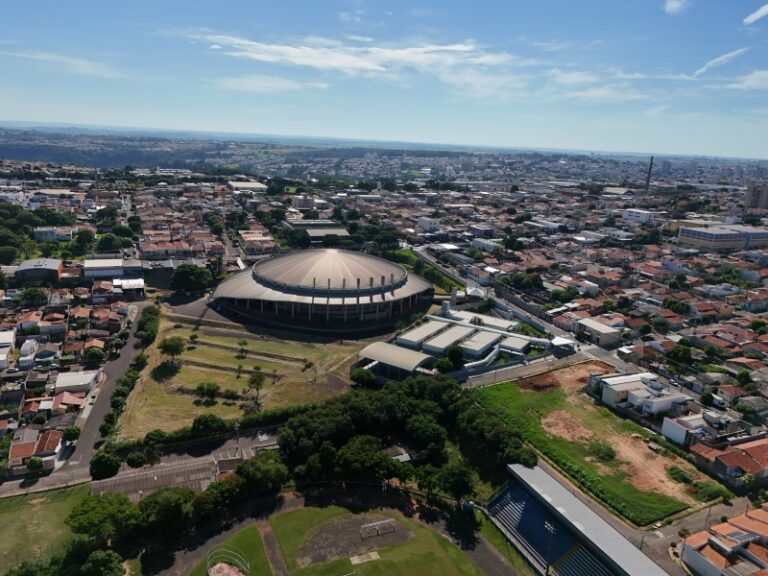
0;485;89;574
269;506;482;576
188;525;271;576
120;316;365;438
475;361;720;526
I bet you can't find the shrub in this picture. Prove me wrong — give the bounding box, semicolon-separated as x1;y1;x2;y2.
588;440;616;462
668;466;693;484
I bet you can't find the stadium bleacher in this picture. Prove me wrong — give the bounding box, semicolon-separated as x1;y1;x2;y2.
487;483;616;576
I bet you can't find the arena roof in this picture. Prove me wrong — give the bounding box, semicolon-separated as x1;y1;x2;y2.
254;249;405;292
212;249;432;305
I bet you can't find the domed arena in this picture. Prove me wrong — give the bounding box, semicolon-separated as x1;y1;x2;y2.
209;249;434;334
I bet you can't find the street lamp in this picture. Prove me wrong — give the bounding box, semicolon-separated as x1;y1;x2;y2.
544;520;555;575
234;422;241;458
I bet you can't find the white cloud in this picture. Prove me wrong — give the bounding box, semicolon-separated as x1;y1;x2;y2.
214;74;329;93
209;44;222;50
727;70;768;90
197;33;513;75
573;84;647;102
532;40;571;53
664;0;690;15
549;68;598;85
344;34;374;43
1;51;123;78
744;3;768;25
438;68;530;99
644;105;669;117
693;47;749;78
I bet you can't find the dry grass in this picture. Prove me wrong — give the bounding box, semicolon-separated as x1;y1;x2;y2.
119;315;367;438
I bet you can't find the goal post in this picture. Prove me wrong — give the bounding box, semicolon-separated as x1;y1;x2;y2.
360;519;396;540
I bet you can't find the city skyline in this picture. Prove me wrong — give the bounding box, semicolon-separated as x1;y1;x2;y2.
1;1;767;158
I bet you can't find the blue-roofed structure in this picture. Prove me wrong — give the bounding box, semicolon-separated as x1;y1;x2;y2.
484;464;669;576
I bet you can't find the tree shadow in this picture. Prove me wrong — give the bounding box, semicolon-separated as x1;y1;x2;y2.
151;360;180;382
135;548;175;575
443;507;481;550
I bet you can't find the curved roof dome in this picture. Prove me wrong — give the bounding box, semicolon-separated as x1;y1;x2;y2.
251;249;408;297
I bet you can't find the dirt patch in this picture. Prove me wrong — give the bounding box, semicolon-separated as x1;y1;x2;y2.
612;437;695;502
517;360;613;393
297;513;412;568
28;498;47;506
542;410;594;442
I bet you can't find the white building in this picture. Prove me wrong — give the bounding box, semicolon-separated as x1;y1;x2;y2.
54;371;100;394
622;209;656;225
418;217;441;233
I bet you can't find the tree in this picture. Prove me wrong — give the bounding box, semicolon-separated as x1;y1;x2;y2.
90;451;122;479
287;229;311;249
191;413;228;436
446;344;464;370
96;233;122;253
67;492;143;545
303;209;320;220
74;229;95;252
81;550;125;576
435;357;454;373
158;336;185;363
84;347;105;367
335;435;398;482
95;206;119;226
350;368;376;387
63;425;80;443
22;287;48;307
139;487;196;544
236;451;289;495
247;368;265;406
0;245;18;265
700;391;715;407
111;224;134;238
666;344;692;365
26;456;43;474
196;381;220;400
439;461;474;500
736;369;752;386
125;451;147;468
170;263;211;292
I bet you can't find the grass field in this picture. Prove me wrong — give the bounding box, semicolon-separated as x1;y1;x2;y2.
0;486;89;574
188;525;271;576
120;316;365;438
474;511;537;576
475;362;702;526
269;506;482;576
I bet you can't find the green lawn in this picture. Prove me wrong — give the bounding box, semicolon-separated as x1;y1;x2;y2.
0;485;90;574
188;525;271;576
270;506;348;572
474;511;537;576
270;506;481;576
475;382;689;526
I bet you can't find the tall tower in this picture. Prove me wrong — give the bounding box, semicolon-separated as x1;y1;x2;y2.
645;156;654;193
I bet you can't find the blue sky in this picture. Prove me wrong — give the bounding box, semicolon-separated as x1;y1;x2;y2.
0;1;767;158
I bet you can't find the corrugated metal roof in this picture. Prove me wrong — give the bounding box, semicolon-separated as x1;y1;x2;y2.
359;342;431;372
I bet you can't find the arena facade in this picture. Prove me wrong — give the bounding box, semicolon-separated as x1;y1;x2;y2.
209;249;434;334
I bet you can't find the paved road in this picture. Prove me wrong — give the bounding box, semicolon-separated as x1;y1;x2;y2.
0;302;150;496
465;352;591;388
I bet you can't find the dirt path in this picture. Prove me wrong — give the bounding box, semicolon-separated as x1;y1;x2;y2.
259;522;288;576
